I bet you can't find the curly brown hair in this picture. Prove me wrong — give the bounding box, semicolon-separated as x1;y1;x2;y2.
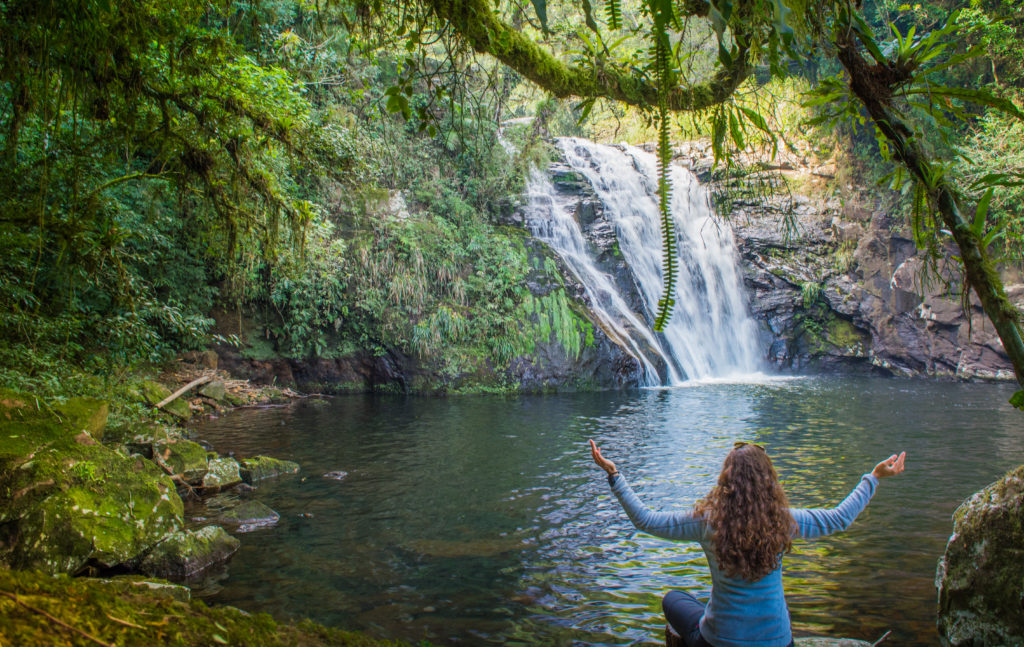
694;443;795;581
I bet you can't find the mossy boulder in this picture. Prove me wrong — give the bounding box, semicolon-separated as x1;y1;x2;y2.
153;439;209;484
202;457;241;490
240;455;300;483
0;389;184;574
139;525;240;580
936;464;1024;646
140;380;192;420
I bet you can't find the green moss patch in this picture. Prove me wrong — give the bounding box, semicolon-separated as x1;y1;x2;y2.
0;568;411;646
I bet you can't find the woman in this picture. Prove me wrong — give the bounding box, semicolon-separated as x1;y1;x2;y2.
589;439;906;647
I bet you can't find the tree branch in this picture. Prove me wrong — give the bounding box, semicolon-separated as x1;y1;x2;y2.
424;0;751;112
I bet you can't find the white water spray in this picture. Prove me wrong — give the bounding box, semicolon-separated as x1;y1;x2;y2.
523;138;763;385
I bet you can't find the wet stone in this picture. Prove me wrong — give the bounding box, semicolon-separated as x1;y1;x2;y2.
153;439;208;484
202;457;241;491
139;525;240;581
215;500;280;532
240;455;300;484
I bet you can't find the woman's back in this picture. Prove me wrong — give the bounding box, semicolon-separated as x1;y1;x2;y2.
590;439;906;647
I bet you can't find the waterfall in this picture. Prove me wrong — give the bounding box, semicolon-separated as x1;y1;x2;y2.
523;138;763;385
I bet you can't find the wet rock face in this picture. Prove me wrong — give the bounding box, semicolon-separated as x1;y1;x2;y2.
936;464;1024;646
724;178;1020;379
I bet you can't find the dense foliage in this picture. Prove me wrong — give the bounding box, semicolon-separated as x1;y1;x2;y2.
1;0;1022;396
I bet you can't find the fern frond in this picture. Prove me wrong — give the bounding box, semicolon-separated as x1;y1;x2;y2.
606;0;622;30
652;36;677;332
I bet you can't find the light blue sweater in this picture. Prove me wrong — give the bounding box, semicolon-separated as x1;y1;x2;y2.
609;472;879;647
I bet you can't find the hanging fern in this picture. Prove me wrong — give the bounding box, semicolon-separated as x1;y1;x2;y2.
606;0;622;30
652;34;677;332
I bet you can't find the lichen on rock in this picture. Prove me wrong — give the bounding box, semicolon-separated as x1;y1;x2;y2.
202;457;242;491
936;463;1024;646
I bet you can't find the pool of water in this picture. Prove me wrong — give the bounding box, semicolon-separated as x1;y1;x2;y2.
190;377;1023;645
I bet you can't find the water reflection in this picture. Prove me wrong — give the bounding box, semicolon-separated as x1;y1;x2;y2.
193;378;1022;646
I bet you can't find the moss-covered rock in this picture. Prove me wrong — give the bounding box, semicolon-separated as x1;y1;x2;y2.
138;525;240;580
52;397;109;439
240;455;300;483
201;457;241;491
0;390;184;574
140;381;192;420
153;439;209;484
0;568;410;646
936;464;1024;646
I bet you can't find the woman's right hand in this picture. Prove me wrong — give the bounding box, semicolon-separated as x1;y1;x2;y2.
589;439;618;476
872;451;907;479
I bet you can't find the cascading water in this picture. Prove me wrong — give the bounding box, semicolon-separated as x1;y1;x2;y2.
523;137;763;385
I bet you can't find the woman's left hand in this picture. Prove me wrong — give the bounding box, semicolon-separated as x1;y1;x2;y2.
589;439;618;476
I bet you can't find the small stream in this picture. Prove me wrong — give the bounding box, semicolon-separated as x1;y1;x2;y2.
191;377;1023;645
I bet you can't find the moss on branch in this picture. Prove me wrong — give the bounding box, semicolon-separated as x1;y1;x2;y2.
426;0;751;112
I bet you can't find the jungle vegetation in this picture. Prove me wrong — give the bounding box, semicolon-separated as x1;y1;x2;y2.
1;0;1023;401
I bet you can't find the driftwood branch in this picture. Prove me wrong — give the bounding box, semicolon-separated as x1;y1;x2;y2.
154;375;212;409
871;630;892;646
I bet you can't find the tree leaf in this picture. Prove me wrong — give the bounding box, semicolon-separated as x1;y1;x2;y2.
1010;390;1024;411
530;0;549;34
904;85;1024;122
972;187;993;236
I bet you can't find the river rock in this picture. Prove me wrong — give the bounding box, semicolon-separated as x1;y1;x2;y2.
153;439;209;484
936;463;1024;646
0;389;184;574
240;455;300;483
138;525;240;580
202;457;242;491
215;500;280;531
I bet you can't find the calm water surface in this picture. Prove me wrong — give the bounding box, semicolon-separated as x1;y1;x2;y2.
191;377;1023;646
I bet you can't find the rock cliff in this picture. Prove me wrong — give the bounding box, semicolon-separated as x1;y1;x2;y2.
674;139;1023;380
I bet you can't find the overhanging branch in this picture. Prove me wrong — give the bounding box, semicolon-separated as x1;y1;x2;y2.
425;0;751;112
